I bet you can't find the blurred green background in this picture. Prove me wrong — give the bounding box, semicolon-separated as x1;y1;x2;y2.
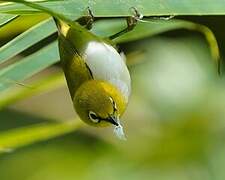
1;9;225;180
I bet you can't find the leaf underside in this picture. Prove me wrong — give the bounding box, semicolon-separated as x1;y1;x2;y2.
1;0;225;18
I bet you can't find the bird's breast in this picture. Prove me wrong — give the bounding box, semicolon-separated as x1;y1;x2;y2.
83;41;131;102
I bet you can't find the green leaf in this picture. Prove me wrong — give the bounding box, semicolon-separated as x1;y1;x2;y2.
1;0;225;18
0;1;39;14
112;19;220;67
0;41;59;92
0;17;56;63
0;72;65;109
0;13;18;27
0;120;81;153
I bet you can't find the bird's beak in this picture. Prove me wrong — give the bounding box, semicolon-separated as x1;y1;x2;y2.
106;115;119;126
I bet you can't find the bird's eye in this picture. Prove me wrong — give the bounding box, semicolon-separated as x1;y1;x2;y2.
88;111;100;123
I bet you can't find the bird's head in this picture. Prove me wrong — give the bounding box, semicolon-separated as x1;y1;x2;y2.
73;80;127;127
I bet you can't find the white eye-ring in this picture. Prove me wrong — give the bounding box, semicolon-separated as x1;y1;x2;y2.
88;111;100;123
109;97;114;103
109;97;117;111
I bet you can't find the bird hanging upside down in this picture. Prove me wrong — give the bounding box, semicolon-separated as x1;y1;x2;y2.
56;18;131;140
7;0;144;140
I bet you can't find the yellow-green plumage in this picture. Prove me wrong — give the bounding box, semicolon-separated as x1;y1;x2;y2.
74;80;126;127
58;34;92;97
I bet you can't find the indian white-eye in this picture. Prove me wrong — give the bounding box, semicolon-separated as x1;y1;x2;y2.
56;19;131;131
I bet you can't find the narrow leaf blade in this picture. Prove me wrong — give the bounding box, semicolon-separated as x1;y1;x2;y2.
0;120;81;153
0;41;59;92
1;0;225;18
0;18;56;63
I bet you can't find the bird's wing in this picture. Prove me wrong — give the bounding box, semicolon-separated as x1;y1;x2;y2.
58;35;93;98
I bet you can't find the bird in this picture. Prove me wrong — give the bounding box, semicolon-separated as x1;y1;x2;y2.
56;17;131;123
55;18;131;139
8;0;133;139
